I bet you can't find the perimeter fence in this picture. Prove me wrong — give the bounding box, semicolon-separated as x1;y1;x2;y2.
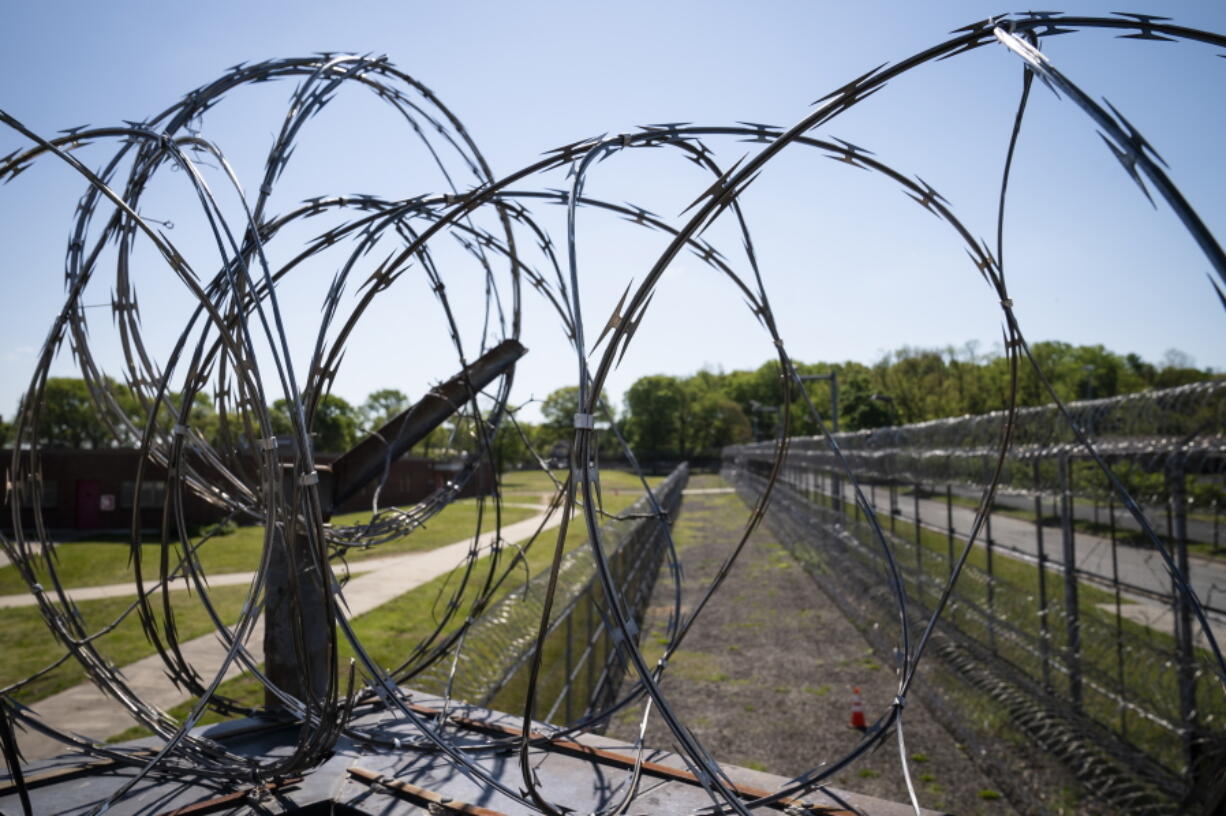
414;464;688;728
724;381;1226;814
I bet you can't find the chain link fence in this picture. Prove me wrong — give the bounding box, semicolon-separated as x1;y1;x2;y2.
725;382;1226;813
413;464;687;728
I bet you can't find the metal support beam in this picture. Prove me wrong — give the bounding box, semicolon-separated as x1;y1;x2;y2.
1167;458;1200;784
1034;462;1052;692
264;339;527;709
329;339;528;512
1059;454;1082;708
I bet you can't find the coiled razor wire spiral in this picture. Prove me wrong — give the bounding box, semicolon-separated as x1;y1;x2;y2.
0;11;1224;815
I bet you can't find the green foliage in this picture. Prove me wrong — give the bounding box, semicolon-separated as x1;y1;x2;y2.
359;388;409;431
0;499;536;594
536;385;618;462
31;377;122;448
10;377;224;449
624;375;685;457
488;419;532;469
623;372;752;459
271;392;359;453
201;519;237;538
613;343;1218;461
540;385;583;439
16;342;1215;469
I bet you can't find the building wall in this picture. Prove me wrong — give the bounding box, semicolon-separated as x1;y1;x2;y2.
2;449;494;532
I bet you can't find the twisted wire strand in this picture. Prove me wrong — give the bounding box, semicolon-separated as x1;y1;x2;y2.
0;12;1223;815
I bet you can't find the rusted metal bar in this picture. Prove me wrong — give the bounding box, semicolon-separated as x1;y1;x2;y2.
328;338;527;514
264;339;527;709
396;702;854;814
155;777;301;816
348;766;507;816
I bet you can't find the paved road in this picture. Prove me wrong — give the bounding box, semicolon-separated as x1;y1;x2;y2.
9;505;568;761
819;481;1226;646
947;485;1222;549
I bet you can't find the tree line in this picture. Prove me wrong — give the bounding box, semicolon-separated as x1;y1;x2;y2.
0;382;413;455
2;342;1216;466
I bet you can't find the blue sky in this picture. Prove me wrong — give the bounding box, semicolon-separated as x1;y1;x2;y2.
1;2;1224;423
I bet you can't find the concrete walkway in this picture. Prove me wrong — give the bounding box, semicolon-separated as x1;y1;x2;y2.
14;505;569;761
0;505;556;610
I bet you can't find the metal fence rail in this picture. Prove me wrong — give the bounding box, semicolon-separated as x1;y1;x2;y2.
726;469;1187;814
725;415;1226;813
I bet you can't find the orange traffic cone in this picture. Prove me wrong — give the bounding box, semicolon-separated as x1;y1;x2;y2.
850;686;867;730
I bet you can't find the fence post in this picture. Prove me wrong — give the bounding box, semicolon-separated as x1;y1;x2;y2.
565;612;574;724
889;483;897;534
1214;499;1219;552
1059;454;1082;709
946;484;955;578
834;468;843;518
1034;460;1052;692
265;467;332;711
1167;457;1199;783
585;592;596;716
914;483;923;603
986;505;996;654
265;526;332;710
1109;497;1126;737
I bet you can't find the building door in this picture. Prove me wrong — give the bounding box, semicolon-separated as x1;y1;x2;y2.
75;480;101;529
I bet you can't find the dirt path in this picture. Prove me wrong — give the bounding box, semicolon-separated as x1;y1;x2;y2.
609;475;1018;816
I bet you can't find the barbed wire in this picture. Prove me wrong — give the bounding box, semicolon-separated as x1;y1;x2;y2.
0;11;1224;815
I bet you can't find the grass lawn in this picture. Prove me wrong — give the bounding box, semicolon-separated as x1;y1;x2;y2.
3;476;626;709
498;467;660;498
108;472;666;741
0;499;537;595
1;584;251;705
796;484;1224;776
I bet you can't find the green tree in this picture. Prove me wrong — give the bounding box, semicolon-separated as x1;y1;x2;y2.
185;391;221;445
540;386;581;443
271;393;360;453
360;388;410;431
688;389;752;453
488;418;539;470
538;385;614;452
34;377;114;448
623;375;685;458
614;342;1219;454
841;369;894;430
1154;348;1210;389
